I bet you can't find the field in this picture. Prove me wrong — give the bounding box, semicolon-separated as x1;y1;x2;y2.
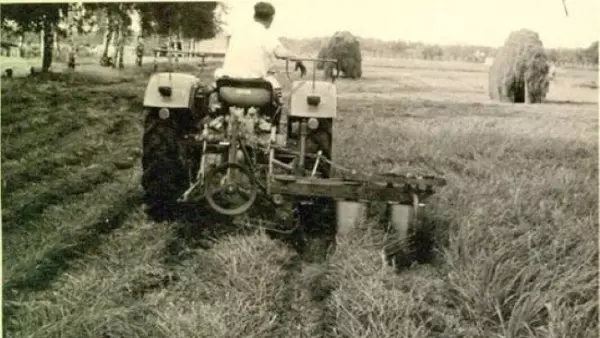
2;55;598;338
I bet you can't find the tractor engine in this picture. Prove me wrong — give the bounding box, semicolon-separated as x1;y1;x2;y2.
208;77;284;148
143;72;209;129
142;72;274;143
203;103;275;147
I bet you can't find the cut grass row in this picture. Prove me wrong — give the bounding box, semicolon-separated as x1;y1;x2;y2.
323;94;598;337
2;61;597;338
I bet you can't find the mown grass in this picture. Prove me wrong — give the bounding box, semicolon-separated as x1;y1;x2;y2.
2;58;598;338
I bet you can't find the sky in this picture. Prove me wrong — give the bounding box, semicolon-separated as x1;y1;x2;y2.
219;0;599;48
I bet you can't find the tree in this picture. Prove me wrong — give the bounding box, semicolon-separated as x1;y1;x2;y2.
1;3;69;72
82;3;134;67
422;45;443;60
584;41;598;65
134;2;220;64
136;2;220;44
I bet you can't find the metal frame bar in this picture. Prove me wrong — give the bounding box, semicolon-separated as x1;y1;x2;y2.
268;176;436;204
152;48;226;58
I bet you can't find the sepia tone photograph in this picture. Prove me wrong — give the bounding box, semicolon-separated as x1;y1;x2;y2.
1;0;598;337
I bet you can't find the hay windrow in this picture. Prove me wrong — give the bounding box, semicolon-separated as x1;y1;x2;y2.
2;46;597;338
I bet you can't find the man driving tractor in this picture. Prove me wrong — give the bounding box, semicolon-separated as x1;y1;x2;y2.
213;1;307;104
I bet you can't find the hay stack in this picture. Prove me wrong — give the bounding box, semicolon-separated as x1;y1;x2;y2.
316;45;327;70
489;29;550;103
318;31;362;79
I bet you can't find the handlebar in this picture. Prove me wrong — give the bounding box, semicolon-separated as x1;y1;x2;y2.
153;48;226;74
282;57;340;83
152;48;226;58
282;56;338;64
151;47;339;83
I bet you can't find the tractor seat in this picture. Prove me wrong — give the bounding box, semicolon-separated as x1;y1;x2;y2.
216;77;274;108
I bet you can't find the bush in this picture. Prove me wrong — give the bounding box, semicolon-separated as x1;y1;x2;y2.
489;29;551;104
318;31;362;79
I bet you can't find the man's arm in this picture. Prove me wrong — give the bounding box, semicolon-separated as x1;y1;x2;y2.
273;43;296;60
265;32;297;60
264;32;307;76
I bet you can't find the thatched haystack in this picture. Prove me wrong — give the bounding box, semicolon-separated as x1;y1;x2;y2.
316;45;327;70
318;31;362;79
489;29;551;103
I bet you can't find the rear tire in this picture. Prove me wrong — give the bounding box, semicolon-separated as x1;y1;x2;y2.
141;112;188;220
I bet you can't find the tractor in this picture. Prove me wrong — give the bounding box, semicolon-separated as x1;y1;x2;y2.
141;48;447;261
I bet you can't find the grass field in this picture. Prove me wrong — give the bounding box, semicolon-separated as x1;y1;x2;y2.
2;56;598;338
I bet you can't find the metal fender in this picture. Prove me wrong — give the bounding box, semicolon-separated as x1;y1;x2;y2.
290;80;337;118
143;72;201;108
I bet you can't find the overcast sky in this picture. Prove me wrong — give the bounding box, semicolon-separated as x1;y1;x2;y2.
219;0;599;48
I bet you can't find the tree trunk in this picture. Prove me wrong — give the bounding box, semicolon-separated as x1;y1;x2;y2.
102;15;114;60
117;23;125;69
524;80;530;104
102;29;112;58
68;12;76;70
167;32;173;66
54;31;59;55
41;21;54;72
18;34;24;58
174;31;180;63
112;24;120;68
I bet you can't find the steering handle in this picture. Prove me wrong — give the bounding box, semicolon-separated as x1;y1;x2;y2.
287;57;338;64
283;57;340;83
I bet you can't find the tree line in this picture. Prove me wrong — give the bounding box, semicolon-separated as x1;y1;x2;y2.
0;2;225;72
1;2;596;72
282;36;599;67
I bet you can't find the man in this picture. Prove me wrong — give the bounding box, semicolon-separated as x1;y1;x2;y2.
136;36;144;66
215;1;306;103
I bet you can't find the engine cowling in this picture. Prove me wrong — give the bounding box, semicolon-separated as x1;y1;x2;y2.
143;72;201;109
289;80;337;119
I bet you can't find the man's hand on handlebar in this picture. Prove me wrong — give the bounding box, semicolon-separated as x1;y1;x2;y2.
294;61;307;77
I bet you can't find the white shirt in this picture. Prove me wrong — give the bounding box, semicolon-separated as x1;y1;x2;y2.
220;21;282;79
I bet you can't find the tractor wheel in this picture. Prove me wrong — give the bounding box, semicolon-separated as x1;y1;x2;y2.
141;112;189;220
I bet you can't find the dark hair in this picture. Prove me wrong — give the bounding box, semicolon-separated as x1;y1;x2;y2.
254;2;275;21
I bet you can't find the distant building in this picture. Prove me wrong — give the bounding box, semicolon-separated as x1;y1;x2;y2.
1;41;20;57
193;33;230;54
